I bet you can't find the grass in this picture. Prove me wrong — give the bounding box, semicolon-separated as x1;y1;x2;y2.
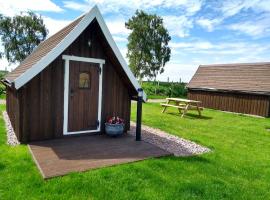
1;103;270;199
0;94;6;99
147;95;187;99
147;94;166;99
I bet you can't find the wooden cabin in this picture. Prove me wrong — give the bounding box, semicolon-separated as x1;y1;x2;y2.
187;63;270;117
3;6;146;143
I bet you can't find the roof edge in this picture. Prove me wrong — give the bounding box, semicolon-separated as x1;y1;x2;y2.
13;6;97;89
94;7;146;101
199;61;270;67
188;87;270;96
11;6;146;101
1;78;12;87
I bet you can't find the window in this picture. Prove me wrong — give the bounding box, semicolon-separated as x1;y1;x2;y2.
79;72;91;88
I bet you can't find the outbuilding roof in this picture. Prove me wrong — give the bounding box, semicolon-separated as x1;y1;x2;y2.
4;6;146;100
187;62;270;95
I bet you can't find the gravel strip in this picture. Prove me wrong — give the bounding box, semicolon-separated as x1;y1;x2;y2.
129;122;210;156
0;99;6;105
2;111;20;146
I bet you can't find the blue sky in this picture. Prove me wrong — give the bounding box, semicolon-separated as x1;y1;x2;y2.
0;0;270;82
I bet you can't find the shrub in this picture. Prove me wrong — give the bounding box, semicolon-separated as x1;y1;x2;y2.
142;81;187;99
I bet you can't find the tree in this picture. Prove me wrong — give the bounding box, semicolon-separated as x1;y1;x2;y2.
125;10;171;81
0;11;48;63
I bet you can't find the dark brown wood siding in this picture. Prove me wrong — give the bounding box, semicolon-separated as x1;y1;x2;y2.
6;87;21;140
13;20;132;142
18;57;64;142
68;61;100;132
188;90;270;117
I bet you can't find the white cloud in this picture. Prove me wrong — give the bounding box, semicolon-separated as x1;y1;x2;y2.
170;41;214;50
119;46;128;60
43;17;71;36
0;16;70;71
0;0;63;16
196;17;222;32
171;40;270;55
195;0;270;33
153;36;270;82
156;38;270;82
106;20;130;36
161;0;202;15
63;0;201;39
220;0;270;18
0;43;17;71
2;0;270;82
0;58;17;71
63;0;202;16
228;22;265;37
227;14;270;37
163;15;193;37
62;1;91;12
112;36;127;42
156;62;198;82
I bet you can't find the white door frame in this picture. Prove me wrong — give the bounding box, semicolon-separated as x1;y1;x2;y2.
62;55;105;135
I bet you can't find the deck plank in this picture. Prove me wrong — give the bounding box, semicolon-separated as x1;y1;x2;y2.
28;134;171;179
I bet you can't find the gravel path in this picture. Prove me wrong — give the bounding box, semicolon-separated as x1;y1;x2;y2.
129;122;210;156
0;99;6;104
2;108;210;154
3;111;20;146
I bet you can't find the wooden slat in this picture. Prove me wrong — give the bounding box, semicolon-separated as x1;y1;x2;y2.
7;21;133;142
188;90;269;117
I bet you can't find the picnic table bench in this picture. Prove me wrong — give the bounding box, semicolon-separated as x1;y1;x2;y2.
161;97;203;118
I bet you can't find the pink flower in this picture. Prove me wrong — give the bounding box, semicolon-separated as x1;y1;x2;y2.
107;116;124;124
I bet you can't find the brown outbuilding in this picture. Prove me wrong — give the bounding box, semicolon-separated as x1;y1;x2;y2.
3;6;146;143
187;63;270;117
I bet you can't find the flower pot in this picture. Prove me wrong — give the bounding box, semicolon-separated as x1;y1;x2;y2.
105;123;124;136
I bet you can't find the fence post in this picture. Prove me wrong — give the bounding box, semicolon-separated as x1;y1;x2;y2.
136;88;143;141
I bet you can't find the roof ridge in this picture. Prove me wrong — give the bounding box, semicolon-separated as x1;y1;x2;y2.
4;5;146;100
44;13;86;42
200;62;270;67
188;62;270;94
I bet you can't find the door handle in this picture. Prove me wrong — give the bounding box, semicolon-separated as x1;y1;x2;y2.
70;89;74;97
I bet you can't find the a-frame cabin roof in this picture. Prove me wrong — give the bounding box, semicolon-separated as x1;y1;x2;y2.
4;6;146;100
187;62;270;95
4;15;84;83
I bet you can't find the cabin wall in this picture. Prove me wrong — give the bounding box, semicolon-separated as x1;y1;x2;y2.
6;87;21;140
18;57;64;142
188;90;270;117
16;21;132;142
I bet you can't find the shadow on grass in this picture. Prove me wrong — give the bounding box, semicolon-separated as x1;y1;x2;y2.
265;125;270;131
165;112;212;120
0;163;5;171
179;156;211;164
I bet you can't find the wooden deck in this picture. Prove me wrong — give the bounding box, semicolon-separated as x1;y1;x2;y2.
28;134;171;179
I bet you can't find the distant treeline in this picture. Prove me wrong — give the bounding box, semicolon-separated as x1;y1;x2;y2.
142;81;187;99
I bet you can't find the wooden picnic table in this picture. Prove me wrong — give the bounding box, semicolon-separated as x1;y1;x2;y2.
160;97;203;118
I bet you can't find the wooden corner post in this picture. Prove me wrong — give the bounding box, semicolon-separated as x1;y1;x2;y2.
136;88;143;141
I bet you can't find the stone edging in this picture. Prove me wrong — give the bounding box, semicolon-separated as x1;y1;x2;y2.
2;111;20;146
129;122;210;157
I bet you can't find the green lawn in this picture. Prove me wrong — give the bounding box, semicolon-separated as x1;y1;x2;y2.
1;103;270;199
0;94;6;100
146;94;166;99
147;95;187;99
